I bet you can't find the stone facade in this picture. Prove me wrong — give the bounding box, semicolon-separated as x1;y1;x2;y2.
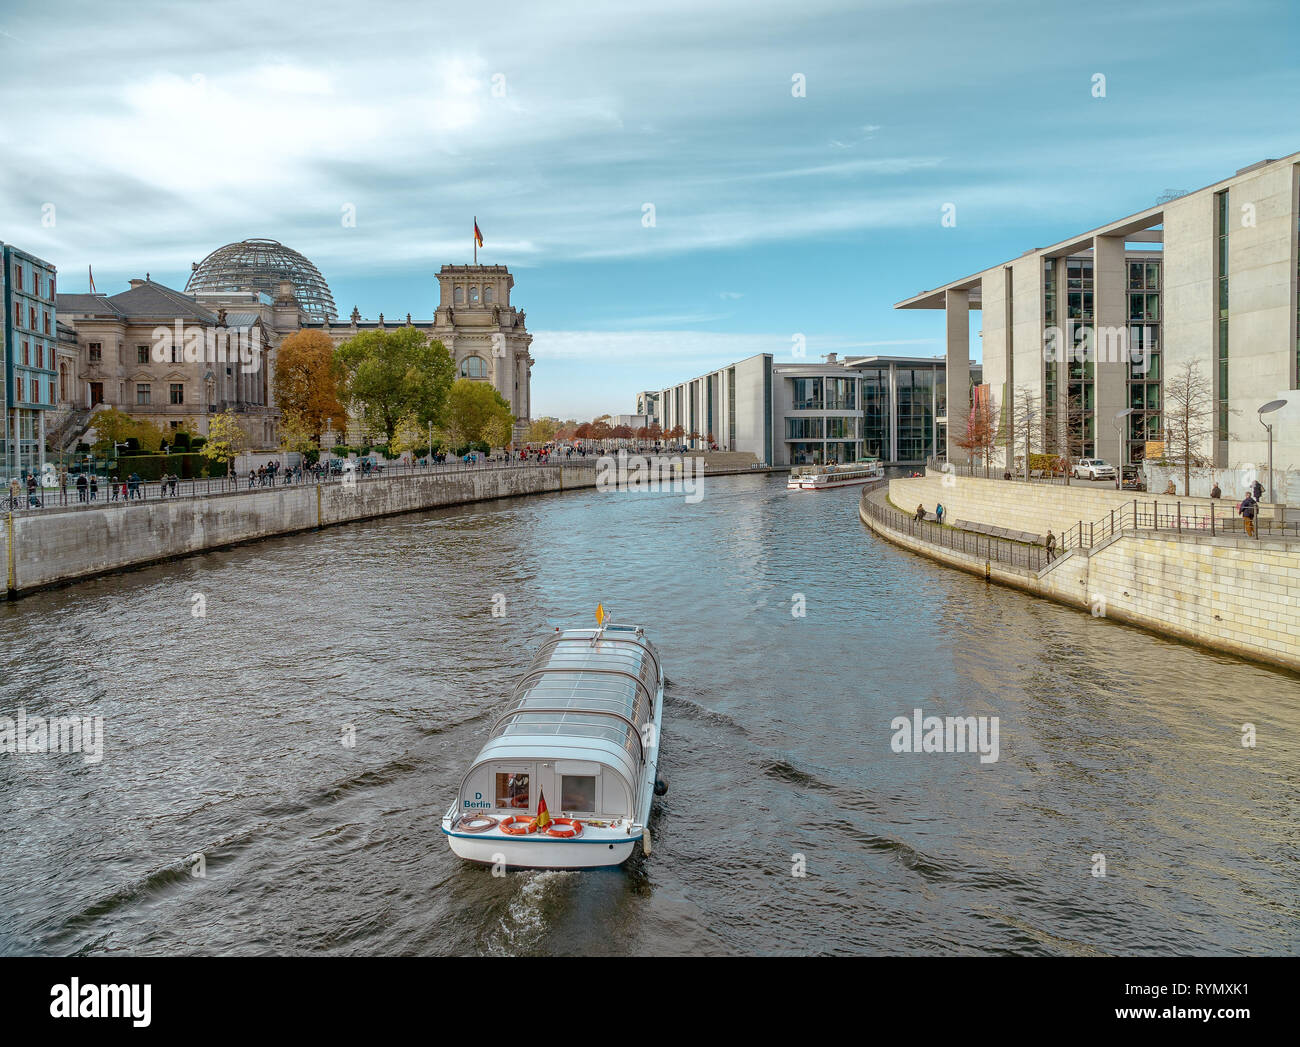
302;263;534;443
56;278;286;449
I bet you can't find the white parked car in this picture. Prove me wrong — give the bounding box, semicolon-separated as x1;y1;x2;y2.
1072;458;1116;481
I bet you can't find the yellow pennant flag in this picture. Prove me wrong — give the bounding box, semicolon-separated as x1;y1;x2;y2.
595;603;605;626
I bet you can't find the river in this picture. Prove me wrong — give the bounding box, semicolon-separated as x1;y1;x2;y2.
1;472;1296;955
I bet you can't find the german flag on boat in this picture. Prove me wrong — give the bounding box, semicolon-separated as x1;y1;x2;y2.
535;789;552;831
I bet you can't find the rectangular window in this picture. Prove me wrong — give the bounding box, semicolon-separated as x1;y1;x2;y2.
170;383;184;405
89;342;102;363
49;380;57;403
20;340;29;365
44;312;50;334
13;265;21;290
136;383;151;405
137;345;149;364
561;775;596;813
35;344;43;368
29;306;36;329
495;772;529;811
30;378;39;403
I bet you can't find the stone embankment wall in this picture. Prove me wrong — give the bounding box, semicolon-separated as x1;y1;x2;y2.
895;472;1272;540
860;485;1300;671
4;465;597;597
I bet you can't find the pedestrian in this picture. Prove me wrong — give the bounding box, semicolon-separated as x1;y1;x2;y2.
76;473;88;503
27;473;41;508
915;503;926;522
1210;482;1221;499
935;502;945;525
59;468;68;506
1252;479;1264;502
7;476;19;509
1240;491;1257;538
169;474;178;497
89;474;99;501
1045;529;1057;563
110;474;120;501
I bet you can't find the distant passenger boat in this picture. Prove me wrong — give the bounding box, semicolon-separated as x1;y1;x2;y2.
787;458;884;490
441;611;666;869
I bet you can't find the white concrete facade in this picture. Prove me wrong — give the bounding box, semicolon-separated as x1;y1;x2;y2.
900;152;1300;495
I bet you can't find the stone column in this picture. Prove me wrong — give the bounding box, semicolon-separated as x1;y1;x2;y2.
944;288;971;462
1093;234;1128;466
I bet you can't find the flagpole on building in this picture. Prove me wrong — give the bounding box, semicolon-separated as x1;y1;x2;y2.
473;216;477;265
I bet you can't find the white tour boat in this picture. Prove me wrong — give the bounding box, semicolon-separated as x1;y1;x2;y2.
441;612;666;869
788;458;884;490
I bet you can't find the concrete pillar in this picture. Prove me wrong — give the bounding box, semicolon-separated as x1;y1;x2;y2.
1093;235;1128;466
944;288;971;461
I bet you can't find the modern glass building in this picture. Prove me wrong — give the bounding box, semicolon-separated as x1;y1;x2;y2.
897;152;1300;481
653;353;978;467
2;243;58;477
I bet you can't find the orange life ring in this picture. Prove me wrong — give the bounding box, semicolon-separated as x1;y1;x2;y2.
544;818;583;838
499;815;537;835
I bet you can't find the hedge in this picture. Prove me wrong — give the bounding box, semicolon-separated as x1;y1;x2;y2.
114;453;227;480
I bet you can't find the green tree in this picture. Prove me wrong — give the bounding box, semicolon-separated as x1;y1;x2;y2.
89;407;166;455
333;328;455;443
444;379;515;450
202;410;248;468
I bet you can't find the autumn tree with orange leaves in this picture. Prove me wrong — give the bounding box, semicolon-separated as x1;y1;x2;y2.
273;330;347;443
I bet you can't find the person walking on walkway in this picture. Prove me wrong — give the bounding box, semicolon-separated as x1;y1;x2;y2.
935;502;945;525
89;474;99;501
1240;491;1258;538
915;503;926;522
110;474;120;502
1210;482;1221;499
75;473;88;503
1045;529;1057;563
1252;479;1264;503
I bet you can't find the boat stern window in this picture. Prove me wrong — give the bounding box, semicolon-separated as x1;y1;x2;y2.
561;774;597;814
496;772;530;811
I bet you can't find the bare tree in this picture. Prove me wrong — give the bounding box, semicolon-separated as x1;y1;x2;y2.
954;392;999;477
1008;385;1040;481
1163;359;1216;496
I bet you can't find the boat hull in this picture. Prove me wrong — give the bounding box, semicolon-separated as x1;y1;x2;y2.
800;474;882;489
444;827;639;868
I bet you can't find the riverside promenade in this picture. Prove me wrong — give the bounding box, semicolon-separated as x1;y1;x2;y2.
2;455;773;598
860;472;1300;672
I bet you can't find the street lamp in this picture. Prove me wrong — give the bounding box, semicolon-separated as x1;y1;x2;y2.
1258;399;1287;505
1112;407;1136;489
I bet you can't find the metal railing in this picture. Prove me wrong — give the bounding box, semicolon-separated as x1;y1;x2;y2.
2;455;600;515
1059;498;1300;550
860;487;1047;572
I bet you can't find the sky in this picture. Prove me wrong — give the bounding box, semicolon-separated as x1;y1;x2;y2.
1;0;1296;419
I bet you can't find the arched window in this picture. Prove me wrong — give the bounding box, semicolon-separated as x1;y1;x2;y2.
460;355;488;379
454;286;464;305
59;362;68;401
483;285;493;304
469;286;479;304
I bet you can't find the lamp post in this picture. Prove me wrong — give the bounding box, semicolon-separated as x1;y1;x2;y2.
1258;399;1287;508
1112;407;1136;490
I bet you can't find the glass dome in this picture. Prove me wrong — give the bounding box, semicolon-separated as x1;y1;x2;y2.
186;238;337;322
